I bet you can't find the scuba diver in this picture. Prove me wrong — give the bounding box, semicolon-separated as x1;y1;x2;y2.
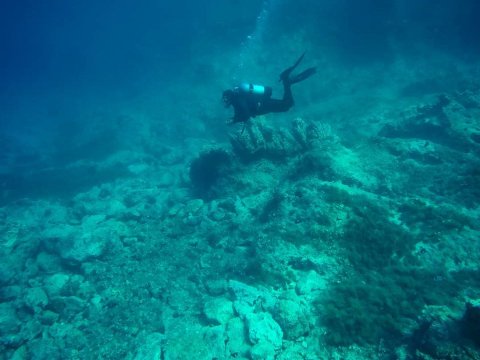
222;52;316;125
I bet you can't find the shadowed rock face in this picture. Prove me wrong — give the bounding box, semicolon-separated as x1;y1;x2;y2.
229;119;327;162
189;149;231;198
461;302;480;347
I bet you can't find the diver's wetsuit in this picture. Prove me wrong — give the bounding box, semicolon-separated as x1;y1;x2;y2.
228;81;294;123
223;52;316;124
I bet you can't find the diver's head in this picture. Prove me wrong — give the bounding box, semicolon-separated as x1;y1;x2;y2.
222;89;234;107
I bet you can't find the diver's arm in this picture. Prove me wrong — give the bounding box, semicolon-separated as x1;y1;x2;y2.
232;98;252;123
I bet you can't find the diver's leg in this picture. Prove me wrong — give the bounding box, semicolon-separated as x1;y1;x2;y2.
279;52;306;82
279;52;317;85
257;82;293;115
281;81;294;109
289;67;317;84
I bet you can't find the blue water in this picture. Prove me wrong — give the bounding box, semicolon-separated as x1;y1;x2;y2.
1;1;480;359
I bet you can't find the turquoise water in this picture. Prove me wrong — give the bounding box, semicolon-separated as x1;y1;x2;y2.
1;1;480;359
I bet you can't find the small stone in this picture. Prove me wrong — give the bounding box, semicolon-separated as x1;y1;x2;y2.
250;342;276;360
0;302;20;335
295;270;327;296
10;345;27;360
203;297;234;325
204;279;228;296
25;287;49;312
28;338;60;360
36;251;62;273
49;296;85;319
157;171;175;187
184;199;205;214
133;332;165;360
39;310;59;325
9;322;43;348
210;209;226;221
44;273;70;297
0;286;21;301
128;163;149;175
0;260;17;285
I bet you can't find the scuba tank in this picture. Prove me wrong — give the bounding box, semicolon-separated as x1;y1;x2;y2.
236;83;272;98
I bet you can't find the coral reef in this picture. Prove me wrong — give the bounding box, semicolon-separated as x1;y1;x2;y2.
229;118;325;161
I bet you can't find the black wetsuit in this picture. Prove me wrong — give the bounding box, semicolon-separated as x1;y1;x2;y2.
230;82;294;123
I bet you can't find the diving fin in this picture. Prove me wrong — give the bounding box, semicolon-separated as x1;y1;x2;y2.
288;67;317;84
279;51;306;82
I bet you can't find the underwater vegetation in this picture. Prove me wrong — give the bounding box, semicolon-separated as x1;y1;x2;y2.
189;148;231;198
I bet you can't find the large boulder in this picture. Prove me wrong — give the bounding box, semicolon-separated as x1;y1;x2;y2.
273;292;311;340
246;312;283;350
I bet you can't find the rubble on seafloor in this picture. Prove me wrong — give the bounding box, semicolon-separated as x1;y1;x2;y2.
1;90;480;359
